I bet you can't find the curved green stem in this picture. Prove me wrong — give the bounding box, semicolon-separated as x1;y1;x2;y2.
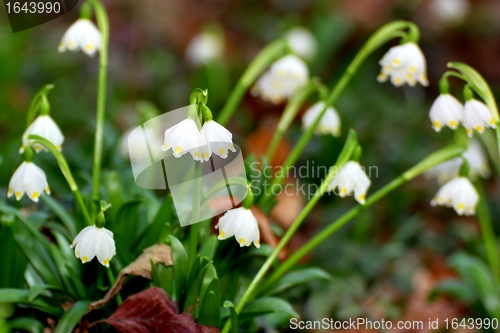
90;0;109;200
26;135;92;226
476;181;500;286
26;84;54;127
216;39;288;126
259;21;417;207
265;78;326;162
220;129;358;333
260;144;465;291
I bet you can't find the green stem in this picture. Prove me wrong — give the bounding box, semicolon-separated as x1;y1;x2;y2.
26;135;92;226
26;84;54;127
259;21;416;207
106;268;123;305
476;181;500;286
265;79;326;162
261;144;466;291
91;0;109;200
220;129;358;333
216;39;288;126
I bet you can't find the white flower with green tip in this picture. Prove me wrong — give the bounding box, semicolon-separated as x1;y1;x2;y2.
8;162;50;202
161;118;205;161
429;94;463;132
58;19;102;57
463;99;496;137
328;161;371;204
200;119;236;159
20;115;64;153
70;225;116;267
216;207;260;248
431;177;478;216
302;102;341;136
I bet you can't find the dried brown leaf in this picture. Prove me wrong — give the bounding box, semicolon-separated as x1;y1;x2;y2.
89;243;173;310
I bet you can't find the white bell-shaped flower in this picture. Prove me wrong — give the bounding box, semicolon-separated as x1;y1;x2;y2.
216;207;260;248
186;32;223;67
284;27;317;61
328;161;371;204
431;177;479;216
8;162;50;202
302;102;341;136
377;42;428;87
70;225;116;267
463;99;496;137
58;19;102;57
161;118;205;161
463;139;490;180
20;115;64;153
200;120;236;159
429;94;463;132
251;55;309;104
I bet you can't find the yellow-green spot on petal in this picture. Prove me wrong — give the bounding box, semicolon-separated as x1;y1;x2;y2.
341;188;347;195
457;203;464;211
255;240;260;246
476;126;483;132
490;119;496;125
194;151;199;158
220;230;225;238
385;65;391;72
239;238;245;244
438;197;444;203
409;66;416;72
378;73;387;80
68;41;75;47
45;187;51;194
393;58;400;65
277;69;285;77
220;148;227;156
273;82;282;89
15;191;21;200
449;120;457;127
203;152;209;159
82;256;89;263
162;143;167;150
86;44;94;51
359;194;365;202
32;192;39;200
104;259;110;266
35;145;41;152
433;121;441;129
466;128;472;135
175;146;182;154
394;77;402;84
7;188;12;196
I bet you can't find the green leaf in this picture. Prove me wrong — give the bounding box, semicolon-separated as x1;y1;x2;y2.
263;268;331;296
199;235;218;262
184;262;211;313
0;226;27;288
8;317;45;333
197;279;220;327
41;195;76;236
104;171;125;221
113;200;143;262
151;260;174;296
0;289;63;316
223;301;239;333
135;196;173;251
430;279;476;304
169;235;189;312
238;297;298;323
27;285;63;302
53;300;91;333
198;264;217;309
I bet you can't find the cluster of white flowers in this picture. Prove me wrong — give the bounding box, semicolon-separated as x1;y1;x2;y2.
328;161;372;204
252;55;309;104
161;117;235;161
58;18;102;57
377;42;428;87
302;102;341;137
429;94;496;136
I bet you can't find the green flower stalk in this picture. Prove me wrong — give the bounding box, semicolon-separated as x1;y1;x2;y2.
90;0;110;200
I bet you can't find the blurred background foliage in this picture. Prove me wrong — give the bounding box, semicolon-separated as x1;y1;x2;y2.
1;0;500;331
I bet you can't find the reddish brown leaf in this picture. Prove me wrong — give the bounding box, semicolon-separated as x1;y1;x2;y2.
100;287;219;333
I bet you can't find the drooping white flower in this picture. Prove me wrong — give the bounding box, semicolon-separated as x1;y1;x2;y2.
430;0;470;24
463;139;490;180
251;55;309;104
161;118;205;161
463;99;496;137
429;94;463;132
216;207;260;248
20;115;64;154
328;161;371;204
186;32;223;66
427;139;491;184
58;19;102;57
70;225;116;267
302;102;341;136
426;158;461;184
284;27;317;61
377;42;428;87
431;177;479;215
8;162;50;202
200;120;236;159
